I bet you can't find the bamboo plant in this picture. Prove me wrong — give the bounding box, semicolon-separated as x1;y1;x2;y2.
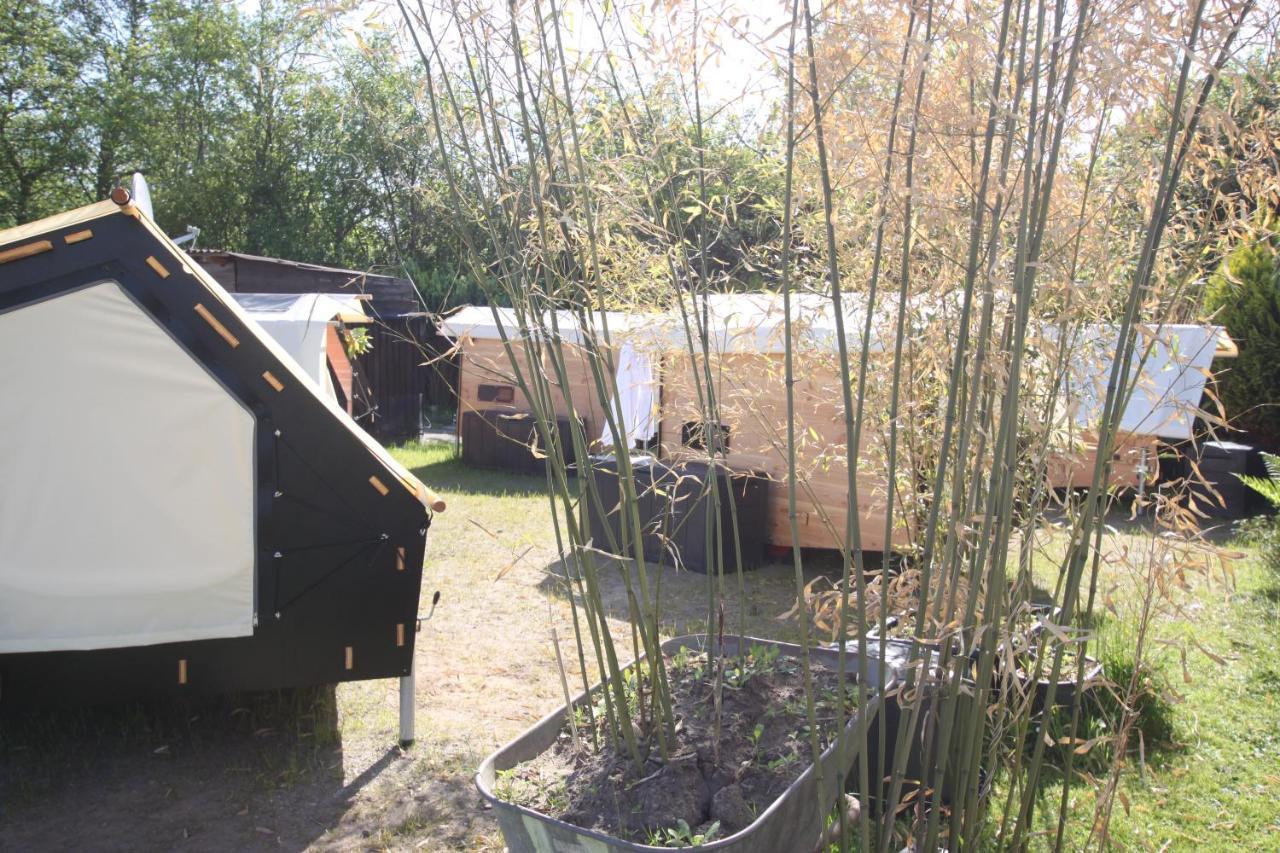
390;0;1259;848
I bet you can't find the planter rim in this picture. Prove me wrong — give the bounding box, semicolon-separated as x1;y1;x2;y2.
475;633;902;852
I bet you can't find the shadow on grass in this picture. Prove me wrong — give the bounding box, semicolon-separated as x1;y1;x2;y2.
533;545;901;648
396;441;549;500
0;686;398;850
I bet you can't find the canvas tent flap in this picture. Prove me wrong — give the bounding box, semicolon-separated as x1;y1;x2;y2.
0;281;256;653
1064;324;1223;440
0;199;442;674
232;292;366;399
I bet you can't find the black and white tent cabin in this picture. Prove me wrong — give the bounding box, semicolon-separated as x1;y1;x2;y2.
0;194;444;715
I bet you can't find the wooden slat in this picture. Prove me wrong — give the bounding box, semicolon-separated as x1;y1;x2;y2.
1044;431;1158;490
0;239;52;265
369;475;390;496
459;337;613;447
659;350;915;552
344;646;354;670
396;547;406;571
0;200;117;248
177;659;188;685
193;303;240;348
145;255;171;278
64;229;94;244
396;624;406;647
262;371;284;392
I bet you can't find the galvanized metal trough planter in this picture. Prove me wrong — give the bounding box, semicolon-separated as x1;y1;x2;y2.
476;634;901;853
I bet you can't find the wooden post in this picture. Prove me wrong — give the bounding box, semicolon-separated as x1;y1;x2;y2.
398;657;415;747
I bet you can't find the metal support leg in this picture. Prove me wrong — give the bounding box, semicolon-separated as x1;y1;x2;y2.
401;591;437;748
399;660;416;747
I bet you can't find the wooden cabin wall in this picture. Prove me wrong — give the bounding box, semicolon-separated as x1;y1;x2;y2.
657;351;915;553
349;316;449;441
456;337;613;445
1044;431;1160;490
325;325;355;414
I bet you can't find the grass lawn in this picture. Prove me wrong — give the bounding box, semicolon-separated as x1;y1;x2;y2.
1;441;1276;851
1021;518;1280;851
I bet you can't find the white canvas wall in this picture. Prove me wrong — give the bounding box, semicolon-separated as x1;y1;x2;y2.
0;281;256;652
233;293;365;401
1065;324;1221;441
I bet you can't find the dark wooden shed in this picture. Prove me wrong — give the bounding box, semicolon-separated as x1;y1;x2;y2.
192;251;456;443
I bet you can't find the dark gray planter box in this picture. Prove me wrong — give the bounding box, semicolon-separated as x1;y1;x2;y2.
582;456;769;574
461;409;579;474
1187;439;1252;519
476;634;898;852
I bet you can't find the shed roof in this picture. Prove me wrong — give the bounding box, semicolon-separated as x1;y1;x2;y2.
190;250;423;318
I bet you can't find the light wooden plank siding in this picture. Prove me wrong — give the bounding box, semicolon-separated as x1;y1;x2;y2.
456;337;614;445
1044;431;1159;490
657;352;915;553
324;325;356;414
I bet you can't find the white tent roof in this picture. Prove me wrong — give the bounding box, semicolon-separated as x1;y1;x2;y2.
233;292;368;325
441;295;1226;442
1061;323;1226;441
647;292;898;354
233;293;366;400
440;294;906;354
439;305;643;346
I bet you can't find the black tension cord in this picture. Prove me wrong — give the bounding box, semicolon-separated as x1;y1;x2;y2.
268;431;394;615
274;537;389;613
273;431;379;531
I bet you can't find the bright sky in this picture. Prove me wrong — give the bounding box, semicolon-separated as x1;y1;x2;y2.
352;0;792;114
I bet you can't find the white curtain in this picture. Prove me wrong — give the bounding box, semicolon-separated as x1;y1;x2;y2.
599;342;658;448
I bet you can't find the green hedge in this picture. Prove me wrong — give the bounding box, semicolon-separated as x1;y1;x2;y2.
1204;235;1280;450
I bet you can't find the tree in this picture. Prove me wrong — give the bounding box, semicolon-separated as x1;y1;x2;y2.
1204;227;1280;450
0;0;90;225
1178;58;1280;279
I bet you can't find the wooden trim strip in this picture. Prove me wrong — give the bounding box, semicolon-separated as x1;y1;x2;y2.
396;624;406;647
64;229;94;244
193;303;240;348
145;255;170;278
0;240;52;265
369;475;390;496
394;472;447;513
178;659;188;685
344;646;354;670
396;547;406;571
262;371;284;392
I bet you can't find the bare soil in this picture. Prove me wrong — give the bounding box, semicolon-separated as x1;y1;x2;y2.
499;647;855;844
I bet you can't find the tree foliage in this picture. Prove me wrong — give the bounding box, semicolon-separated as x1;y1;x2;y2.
0;0;797;312
1204;227;1280;448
